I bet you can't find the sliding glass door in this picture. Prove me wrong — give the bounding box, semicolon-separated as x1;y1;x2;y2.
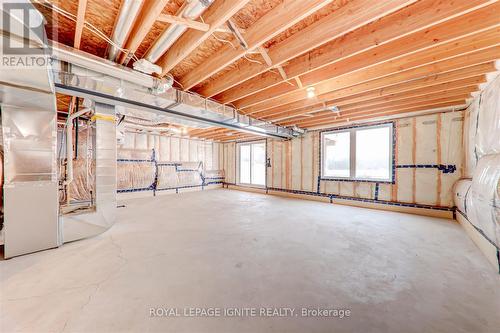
238;141;266;187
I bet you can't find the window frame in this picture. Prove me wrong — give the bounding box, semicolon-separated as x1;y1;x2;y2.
236;140;267;188
320;122;395;183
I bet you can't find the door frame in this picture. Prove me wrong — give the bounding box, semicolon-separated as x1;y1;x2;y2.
236;140;267;188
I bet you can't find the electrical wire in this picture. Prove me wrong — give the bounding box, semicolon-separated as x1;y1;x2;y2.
200;15;237;50
34;0;139;62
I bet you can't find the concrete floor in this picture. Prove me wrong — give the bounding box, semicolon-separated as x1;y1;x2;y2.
1;189;499;333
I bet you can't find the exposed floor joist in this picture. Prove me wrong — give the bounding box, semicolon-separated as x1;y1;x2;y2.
117;0;169;64
240;41;500;116
199;0;418;98
217;0;498;105
156;0;251;76
175;0;337;90
73;0;88;49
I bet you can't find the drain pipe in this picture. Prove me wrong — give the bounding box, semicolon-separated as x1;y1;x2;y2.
108;0;144;61
64;107;92;186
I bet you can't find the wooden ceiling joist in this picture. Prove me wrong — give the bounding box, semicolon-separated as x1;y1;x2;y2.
156;14;210;32
175;0;336;90
199;0;417;97
220;0;499;106
240;39;500;115
277;92;474;126
266;83;482;122
156;0;251;76
293;100;467;129
117;0;169;64
251;63;494;118
74;0;88;48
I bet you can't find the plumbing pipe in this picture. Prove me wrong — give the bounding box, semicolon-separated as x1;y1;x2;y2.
143;0;213;64
64;107;92;186
108;0;144;61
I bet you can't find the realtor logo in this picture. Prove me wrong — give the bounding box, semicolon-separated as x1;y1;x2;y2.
1;1;46;55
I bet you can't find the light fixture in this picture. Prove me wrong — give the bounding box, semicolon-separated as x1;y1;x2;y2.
306;86;316;98
329;105;340;113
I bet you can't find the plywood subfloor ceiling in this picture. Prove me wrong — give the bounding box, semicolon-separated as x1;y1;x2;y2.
36;0;500;141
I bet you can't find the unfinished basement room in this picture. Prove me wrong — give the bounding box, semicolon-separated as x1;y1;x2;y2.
0;0;499;332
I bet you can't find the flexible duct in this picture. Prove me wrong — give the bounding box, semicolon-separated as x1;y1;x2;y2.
108;0;144;61
144;0;214;64
455;155;500;248
453;179;472;214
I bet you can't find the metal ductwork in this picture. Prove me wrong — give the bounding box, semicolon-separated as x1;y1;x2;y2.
108;0;144;61
0;0;60;257
61;103;117;243
51;42;300;139
143;0;214;64
0;1;119;255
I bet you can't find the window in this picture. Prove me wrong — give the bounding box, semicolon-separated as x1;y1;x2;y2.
321;123;393;182
238;141;266;186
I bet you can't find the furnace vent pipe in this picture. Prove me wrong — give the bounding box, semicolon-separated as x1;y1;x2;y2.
108;0;144;61
144;0;213;64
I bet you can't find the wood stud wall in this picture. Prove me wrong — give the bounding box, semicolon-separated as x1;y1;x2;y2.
223;112;464;208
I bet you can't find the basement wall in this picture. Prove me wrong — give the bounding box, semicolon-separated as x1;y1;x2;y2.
116;132;224;198
119;131;222;170
222;111;464;213
456;74;500;270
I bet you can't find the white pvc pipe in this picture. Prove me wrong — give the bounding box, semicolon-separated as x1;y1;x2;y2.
64;108;91;186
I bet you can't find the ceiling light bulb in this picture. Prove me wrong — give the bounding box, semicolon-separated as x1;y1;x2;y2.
306;86;316;98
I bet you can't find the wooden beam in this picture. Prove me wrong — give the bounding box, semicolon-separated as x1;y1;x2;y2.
250;63;494;118
240;39;500;114
257;46;289;82
266;82;481;122
262;77;484;119
297;101;467;129
74;0;88;49
218;0;499;104
157;14;210;32
277;91;474;126
175;0;336;89
117;0;169;64
156;0;251;76
282;99;467;127
199;0;416;97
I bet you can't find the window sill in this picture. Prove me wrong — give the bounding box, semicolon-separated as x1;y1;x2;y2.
320;177;394;184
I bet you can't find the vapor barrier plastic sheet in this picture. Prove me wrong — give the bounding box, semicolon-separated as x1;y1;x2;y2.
157;165;179;189
117;148;153;160
454;179;472;214
69;158;95;201
466;154;500;247
463;98;479;177
156;163;203;189
476;75;500;158
117;162;156;190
